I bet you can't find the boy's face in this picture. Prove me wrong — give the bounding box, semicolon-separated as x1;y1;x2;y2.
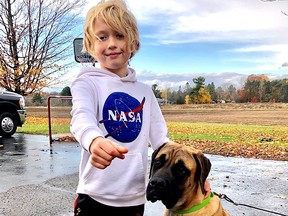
92;19;131;76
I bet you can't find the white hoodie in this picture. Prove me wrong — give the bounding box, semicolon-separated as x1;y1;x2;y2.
70;66;169;207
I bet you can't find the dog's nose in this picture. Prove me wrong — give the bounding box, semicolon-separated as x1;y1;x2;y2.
149;177;166;189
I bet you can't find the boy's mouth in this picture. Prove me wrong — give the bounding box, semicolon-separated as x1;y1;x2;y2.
106;52;121;57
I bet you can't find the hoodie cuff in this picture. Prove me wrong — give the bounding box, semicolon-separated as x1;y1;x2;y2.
81;128;104;153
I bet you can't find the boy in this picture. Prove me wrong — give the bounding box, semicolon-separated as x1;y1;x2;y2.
70;0;170;215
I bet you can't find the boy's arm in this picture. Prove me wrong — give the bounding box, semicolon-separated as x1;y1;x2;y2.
70;77;104;152
149;93;170;150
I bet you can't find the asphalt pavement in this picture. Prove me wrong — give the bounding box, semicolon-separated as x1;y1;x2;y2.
0;134;287;216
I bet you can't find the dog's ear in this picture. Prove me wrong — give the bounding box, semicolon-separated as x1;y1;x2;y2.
149;143;167;178
193;153;211;194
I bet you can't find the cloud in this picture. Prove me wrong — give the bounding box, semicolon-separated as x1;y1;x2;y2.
83;0;288;45
137;71;248;89
230;44;288;53
136;70;288;91
128;0;288;44
227;44;288;70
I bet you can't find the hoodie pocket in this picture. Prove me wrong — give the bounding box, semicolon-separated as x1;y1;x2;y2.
83;152;146;197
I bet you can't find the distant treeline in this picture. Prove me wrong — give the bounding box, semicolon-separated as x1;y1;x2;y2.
152;75;288;104
27;75;288;106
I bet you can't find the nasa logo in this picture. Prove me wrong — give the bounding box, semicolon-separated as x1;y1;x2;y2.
100;92;145;142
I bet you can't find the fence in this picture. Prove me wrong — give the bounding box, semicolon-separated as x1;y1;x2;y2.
47;95;72;146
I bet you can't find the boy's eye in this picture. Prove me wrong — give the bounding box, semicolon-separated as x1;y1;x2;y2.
97;35;107;41
96;33;124;41
116;34;125;39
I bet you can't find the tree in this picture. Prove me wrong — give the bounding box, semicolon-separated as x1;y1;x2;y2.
31;92;43;104
190;76;205;102
244;80;260;102
226;85;237;102
270;80;282;102
188;77;212;104
279;79;288;102
243;75;269;102
185;95;191;104
191;86;211;104
207;82;217;102
183;82;192;96
0;0;85;96
192;76;205;88
161;88;172;105
215;86;225;102
175;86;185;104
60;86;71;96
152;84;162;98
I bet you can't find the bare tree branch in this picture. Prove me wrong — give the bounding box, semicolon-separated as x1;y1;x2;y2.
0;0;86;95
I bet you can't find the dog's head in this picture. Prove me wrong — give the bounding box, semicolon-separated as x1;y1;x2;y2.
146;142;211;210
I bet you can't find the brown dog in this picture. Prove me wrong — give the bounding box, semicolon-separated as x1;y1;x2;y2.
146;142;230;216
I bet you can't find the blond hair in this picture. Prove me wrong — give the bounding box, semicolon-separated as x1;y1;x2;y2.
83;0;140;59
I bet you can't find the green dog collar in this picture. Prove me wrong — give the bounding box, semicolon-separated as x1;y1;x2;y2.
174;192;214;214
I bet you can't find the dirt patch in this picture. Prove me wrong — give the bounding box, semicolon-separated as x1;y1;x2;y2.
162;109;288;126
161;103;288;126
27;103;288;126
27;106;72;118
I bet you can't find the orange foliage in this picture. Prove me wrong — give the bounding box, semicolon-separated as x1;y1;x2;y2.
247;74;269;81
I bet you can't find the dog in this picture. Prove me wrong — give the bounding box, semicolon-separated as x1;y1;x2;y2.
146;142;230;216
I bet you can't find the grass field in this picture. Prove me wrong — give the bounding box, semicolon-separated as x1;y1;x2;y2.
19;103;288;161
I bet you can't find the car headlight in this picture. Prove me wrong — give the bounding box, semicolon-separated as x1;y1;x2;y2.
19;96;25;109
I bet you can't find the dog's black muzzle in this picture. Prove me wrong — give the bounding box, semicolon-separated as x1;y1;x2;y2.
146;176;167;202
146;175;182;209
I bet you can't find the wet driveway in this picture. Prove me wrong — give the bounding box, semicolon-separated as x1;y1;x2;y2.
0;133;287;216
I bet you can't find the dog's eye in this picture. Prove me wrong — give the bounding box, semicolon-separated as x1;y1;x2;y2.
153;154;166;168
153;159;162;168
173;161;190;178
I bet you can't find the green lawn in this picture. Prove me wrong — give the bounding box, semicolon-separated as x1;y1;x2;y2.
17;118;288;148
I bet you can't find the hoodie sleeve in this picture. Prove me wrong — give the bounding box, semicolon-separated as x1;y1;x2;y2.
149;90;170;150
70;75;104;152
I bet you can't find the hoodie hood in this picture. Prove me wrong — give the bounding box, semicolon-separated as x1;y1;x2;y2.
76;67;137;82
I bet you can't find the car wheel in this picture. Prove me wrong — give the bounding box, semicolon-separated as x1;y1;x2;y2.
0;112;17;137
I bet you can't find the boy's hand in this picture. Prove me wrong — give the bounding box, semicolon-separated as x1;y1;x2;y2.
89;137;128;169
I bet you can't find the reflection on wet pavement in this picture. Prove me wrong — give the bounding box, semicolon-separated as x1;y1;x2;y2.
0;133;81;193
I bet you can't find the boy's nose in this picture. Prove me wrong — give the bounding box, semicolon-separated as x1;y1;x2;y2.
108;37;117;49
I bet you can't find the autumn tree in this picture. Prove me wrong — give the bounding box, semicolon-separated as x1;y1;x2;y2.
189;76;212;104
243;74;269;102
190;86;211;104
0;0;85;95
190;76;205;99
185;95;191;104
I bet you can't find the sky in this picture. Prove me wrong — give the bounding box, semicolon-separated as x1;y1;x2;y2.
57;0;288;92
